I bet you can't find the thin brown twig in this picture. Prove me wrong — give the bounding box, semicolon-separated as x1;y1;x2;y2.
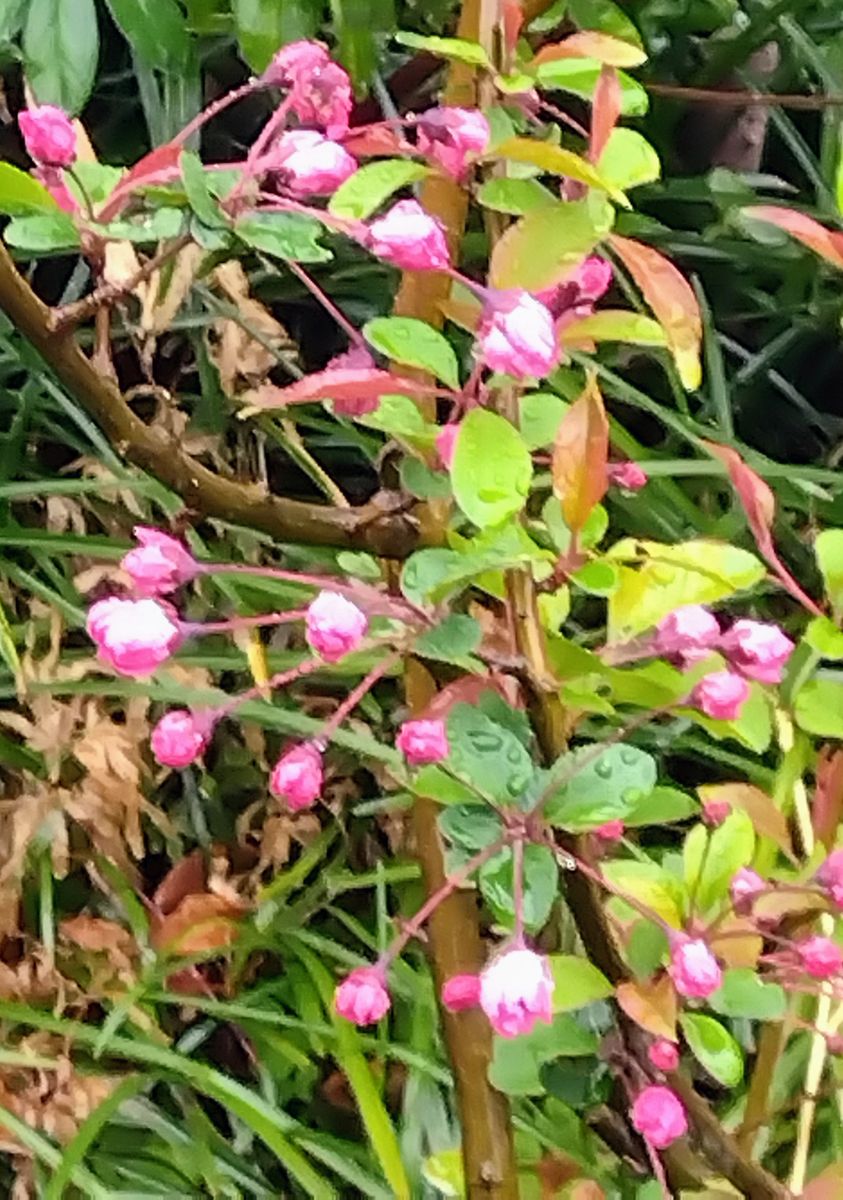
647;82;843;110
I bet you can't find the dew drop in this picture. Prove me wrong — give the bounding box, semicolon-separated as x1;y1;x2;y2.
619;748;638;765
595;759;613;779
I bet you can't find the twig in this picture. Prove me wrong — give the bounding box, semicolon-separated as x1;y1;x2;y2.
647;82;843;110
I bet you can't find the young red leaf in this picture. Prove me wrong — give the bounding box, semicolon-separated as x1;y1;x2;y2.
98;142;182;220
552;375;608;534
341;127;405;157
609;234;702;389
589;67;622;163
744;206;843;272
242;367;439;408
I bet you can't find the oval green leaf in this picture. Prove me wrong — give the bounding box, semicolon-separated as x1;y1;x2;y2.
451;409;533;528
329;159;430;220
680;1012;744;1087
364;316;460;389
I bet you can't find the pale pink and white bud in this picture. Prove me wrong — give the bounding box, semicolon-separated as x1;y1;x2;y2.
648;1039;680;1072
416;106;490;179
290;60;353;140
607;462;648;491
730;867;765;913
396;718;449;765
122;526;198;596
262;39;331;87
721;619;794;684
151;709;213;768
798;935;843;980
335;966;391;1025
441;973;482;1012
86;597;182;676
656;606;720;657
19;105;76;168
631;1085;687;1149
668;937;722;999
270;130;356;196
269;743;323;810
477;290;559;380
691;670;750;721
479;948;554;1038
366;200;450;271
305;591;368;661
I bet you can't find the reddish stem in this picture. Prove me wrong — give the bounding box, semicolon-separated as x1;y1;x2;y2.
512;837;525;945
286;260;367;349
316;652;402;744
182;608;307;636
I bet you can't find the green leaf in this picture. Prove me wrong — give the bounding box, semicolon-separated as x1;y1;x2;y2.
520;391;569;450
233;0;286;71
23;0;99;114
0;163;59;216
494;137;628;206
476;178;558;215
4;211;80;253
411;765;479;807
105;0;190;68
446;703;536;806
627;920;670;978
680;1013;743;1087
0;0;26;41
103;207;187;243
180;150;226;229
400;527;551;606
68;162;123;206
400;456;452;500
422;1149;464;1198
607;539;766;639
489;199;611;291
438;805;504;851
534;59;648;116
816;529;843;617
451;409;533;528
489;1013;599;1095
544;743;657;831
236;212;331;262
602;860;683;927
597;128;660;190
794;676;843;738
548;955;613;1011
625;786;697;827
695;810;755;912
360;393;434;443
479;844;558;930
562;309;667;346
568;0;643;45
804;616;843;660
395;30;490;66
363;316;460;389
0;601;21;691
709;968;786;1020
329;159;430;220
415;614;482;666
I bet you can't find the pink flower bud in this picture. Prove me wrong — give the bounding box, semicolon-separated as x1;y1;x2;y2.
730;867;765;913
325;346;381;416
720;619;794;684
151;709;213;768
290;60;353;140
648;1039;680;1072
442;973;482;1012
477;290;559;380
798;935;843;979
19;105;76;168
33;165;77;213
631;1085;687;1149
691;670;750;722
262;39;331;87
817;849;843;909
366;200;451;271
396;718;449;765
656;606;720;657
669;937;722;999
305;591;368;661
335;966;391;1025
86;597;182;676
270;130;356;196
122;526;198;596
479;948;554;1038
416;106;490;179
572;256;613;302
607;462;648;491
435;422;460;470
702;799;731;827
269;743;323;811
536;256;612;318
594;819;624;842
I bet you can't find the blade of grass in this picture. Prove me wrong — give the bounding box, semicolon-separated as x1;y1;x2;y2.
45;1076;146;1200
0;1100;111;1199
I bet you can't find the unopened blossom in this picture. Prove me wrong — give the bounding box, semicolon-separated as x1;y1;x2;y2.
435;422;460;470
537;255;612;318
607;462;648;491
798;935;843;980
648;1039;680;1072
477;290;559;380
631;1085;687;1149
656;605;720;658
325;345;381;416
335;967;391;1025
817;850;843;908
442;973;482;1012
396;718;449;765
122;526;198;596
290;59;353;140
691;670;750;722
479;948;554;1038
87;596;182;676
269;743;323;810
573;256;614;301
594;819;624;842
305;591;368;662
262;39;331;87
669;937;722;999
33;165;77;213
19;105;76;167
270;129;356;196
151;709;213;768
701;799;731;827
721;619;794;685
366;200;450;271
730;867;765;914
416;106;490;179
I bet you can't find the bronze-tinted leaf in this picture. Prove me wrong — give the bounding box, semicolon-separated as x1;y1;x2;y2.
589;67;622;163
697;782;794;861
744;206;843;271
552;375;608;534
531;32;646;68
616;975;677;1039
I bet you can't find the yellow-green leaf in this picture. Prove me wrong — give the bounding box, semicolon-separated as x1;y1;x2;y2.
531;31;647;69
598;128;660;190
561;309;667;346
489;199;612;291
493;137;630;207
